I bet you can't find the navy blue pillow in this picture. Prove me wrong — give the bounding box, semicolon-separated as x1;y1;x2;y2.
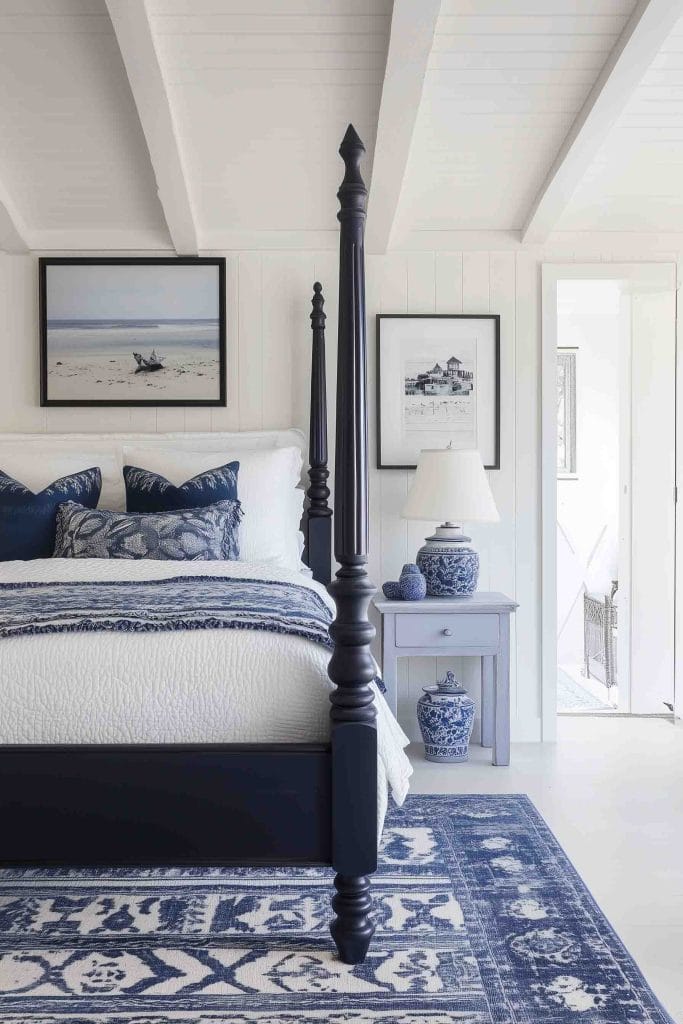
124;461;239;514
0;467;102;561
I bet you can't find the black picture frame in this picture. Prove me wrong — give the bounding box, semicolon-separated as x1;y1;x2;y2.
376;313;501;471
39;256;226;408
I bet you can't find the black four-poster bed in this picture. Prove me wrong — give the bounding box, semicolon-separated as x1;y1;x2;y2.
0;126;377;966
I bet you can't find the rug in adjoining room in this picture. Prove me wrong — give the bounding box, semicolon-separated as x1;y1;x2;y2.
0;794;674;1023
557;668;613;713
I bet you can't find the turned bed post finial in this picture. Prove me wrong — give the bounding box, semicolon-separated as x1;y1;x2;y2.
328;124;377;965
309;282;328;497
305;282;332;584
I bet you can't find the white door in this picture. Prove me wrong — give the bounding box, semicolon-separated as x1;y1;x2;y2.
629;282;676;714
542;264;677;729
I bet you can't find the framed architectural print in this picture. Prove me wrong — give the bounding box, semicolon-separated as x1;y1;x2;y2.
376;314;500;470
557;347;577;477
39;257;226;407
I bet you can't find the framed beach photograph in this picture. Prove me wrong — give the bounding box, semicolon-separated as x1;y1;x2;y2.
377;314;500;470
39;257;226;407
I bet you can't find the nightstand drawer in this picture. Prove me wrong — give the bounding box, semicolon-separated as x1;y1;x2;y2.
395;612;499;648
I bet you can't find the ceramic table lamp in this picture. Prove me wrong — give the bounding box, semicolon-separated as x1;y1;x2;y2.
402;447;499;596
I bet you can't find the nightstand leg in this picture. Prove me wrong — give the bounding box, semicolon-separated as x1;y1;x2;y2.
493;615;510;766
381;613;398;717
382;654;398;717
481;656;494;748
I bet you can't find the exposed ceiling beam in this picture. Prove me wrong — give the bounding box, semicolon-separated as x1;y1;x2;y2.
0;177;30;253
521;0;682;244
105;0;198;255
365;0;440;255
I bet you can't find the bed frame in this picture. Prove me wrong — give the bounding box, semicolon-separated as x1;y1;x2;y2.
0;126;377;966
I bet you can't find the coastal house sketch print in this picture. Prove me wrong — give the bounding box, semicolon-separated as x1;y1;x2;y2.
40;258;226;407
403;341;477;446
378;315;499;470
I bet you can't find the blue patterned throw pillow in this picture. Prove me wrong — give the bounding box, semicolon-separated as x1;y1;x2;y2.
0;467;101;561
124;462;239;514
53;499;242;561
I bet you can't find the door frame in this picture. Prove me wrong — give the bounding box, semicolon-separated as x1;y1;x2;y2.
541;262;678;738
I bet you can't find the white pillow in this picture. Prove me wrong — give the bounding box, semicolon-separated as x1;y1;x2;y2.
292;487;306;563
0;447;121;511
123;445;304;570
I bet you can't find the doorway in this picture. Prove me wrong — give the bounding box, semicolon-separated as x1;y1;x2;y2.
541;264;677;737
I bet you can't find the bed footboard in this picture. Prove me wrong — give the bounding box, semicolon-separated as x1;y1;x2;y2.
0;744;332;866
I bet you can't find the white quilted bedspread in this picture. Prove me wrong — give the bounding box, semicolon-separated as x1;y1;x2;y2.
0;558;412;829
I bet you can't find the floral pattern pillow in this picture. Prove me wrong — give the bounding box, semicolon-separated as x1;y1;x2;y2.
53;499;242;561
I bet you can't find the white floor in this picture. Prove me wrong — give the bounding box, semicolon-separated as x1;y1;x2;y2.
408;716;683;1022
558;661;616;712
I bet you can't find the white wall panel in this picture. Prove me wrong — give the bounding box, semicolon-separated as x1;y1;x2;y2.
154;407;186;433
1;255;45;433
211;256;240;433
435;252;463;314
237;254;263;431
515;251;542;737
489;251;517;721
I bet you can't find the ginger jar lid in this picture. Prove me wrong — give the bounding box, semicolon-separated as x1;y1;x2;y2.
421;671;472;703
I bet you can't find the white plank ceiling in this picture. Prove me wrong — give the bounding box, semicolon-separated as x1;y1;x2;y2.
0;0;170;249
556;13;683;231
147;0;390;247
2;0;683;250
391;0;639;238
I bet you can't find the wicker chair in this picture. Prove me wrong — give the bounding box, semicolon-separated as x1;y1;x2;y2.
583;580;618;691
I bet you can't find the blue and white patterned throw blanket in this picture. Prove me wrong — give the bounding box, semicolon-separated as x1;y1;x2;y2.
0;575;334;650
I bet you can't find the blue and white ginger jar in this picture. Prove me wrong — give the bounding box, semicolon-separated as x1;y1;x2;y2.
417;670;475;763
416;524;479;596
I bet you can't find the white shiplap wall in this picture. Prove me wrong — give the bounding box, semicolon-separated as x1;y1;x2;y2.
0;247;539;742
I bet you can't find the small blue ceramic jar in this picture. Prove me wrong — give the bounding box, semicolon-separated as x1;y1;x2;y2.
399;563;427;601
417;670;475;763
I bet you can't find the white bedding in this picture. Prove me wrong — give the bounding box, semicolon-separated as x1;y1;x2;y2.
0;558;412;831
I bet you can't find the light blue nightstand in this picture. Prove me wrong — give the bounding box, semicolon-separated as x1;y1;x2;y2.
373;592;518;766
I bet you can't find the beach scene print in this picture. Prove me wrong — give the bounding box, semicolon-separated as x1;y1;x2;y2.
43;263;223;403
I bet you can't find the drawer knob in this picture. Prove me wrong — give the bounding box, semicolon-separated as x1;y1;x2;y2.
442;628;453;637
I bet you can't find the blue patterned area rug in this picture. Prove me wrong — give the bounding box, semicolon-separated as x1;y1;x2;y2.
0;794;673;1023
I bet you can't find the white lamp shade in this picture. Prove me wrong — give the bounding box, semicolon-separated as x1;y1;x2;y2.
402;448;499;523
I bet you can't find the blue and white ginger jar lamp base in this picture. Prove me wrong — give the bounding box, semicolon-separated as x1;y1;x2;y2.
416;522;479;596
417;671;476;763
